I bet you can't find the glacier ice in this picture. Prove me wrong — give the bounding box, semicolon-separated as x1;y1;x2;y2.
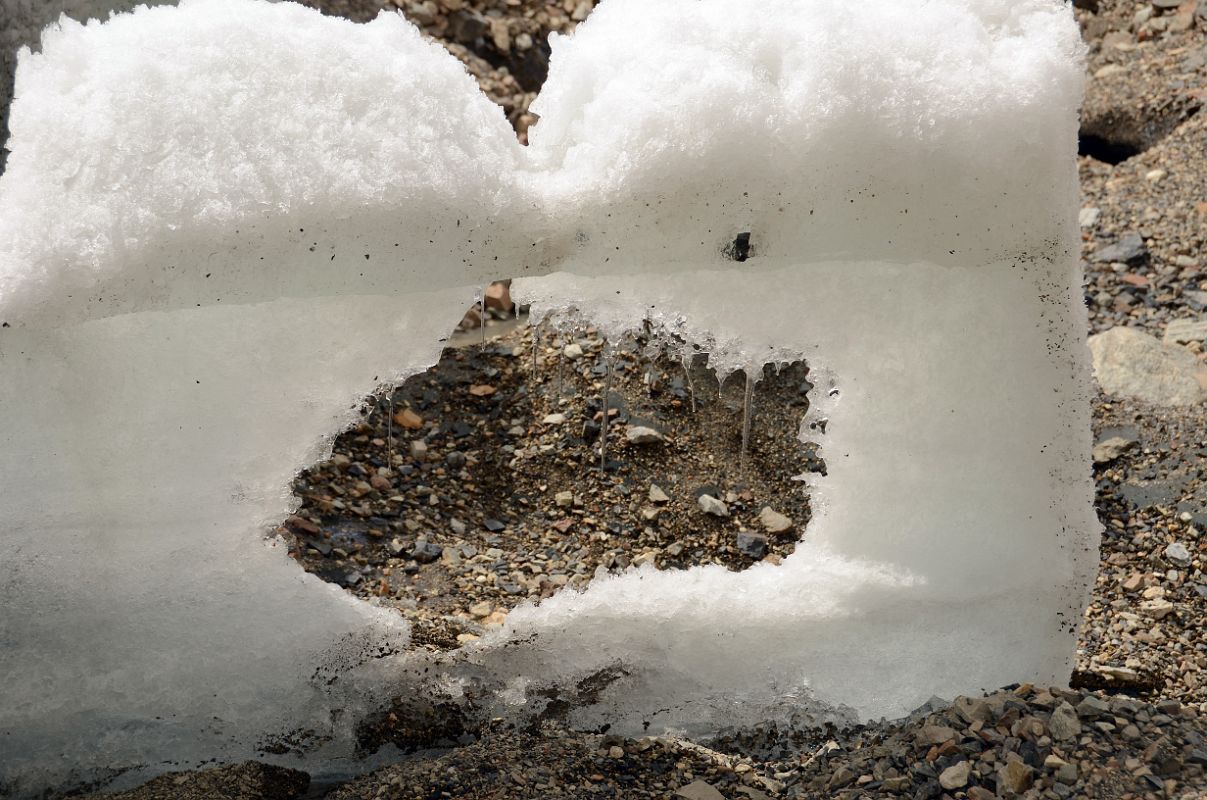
0;0;1094;794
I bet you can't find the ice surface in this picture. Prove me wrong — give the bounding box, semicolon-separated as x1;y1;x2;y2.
0;0;1093;794
1;0;179;173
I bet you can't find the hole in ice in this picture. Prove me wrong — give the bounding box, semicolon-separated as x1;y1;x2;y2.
281;298;824;654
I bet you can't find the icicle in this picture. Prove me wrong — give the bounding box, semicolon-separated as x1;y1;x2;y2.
682;355;697;414
386;391;394;467
480;284;488;344
740;366;755;465
555;331;565;405
599;341;614;473
530;320;540;383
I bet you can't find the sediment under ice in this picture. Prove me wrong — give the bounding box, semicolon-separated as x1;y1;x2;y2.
0;0;1094;794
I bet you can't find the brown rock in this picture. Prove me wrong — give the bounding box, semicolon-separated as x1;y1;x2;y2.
997;760;1034;794
393;408;423;429
285;515;320;535
915;725;957;746
484;280;512;312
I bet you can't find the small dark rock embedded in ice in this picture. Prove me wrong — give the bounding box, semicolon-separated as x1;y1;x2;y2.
1092;232;1147;264
735;531;768;559
725;231;752;262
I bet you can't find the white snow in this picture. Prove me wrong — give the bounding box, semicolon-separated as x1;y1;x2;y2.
0;0;1093;794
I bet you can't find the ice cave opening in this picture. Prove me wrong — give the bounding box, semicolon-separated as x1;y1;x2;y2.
281;296;826;654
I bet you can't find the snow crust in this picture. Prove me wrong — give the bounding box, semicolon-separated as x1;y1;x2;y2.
0;0;1092;793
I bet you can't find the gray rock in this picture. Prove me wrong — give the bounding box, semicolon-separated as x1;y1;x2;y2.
562;343;584;360
625;425;664;444
1164;319;1207;345
1092;435;1138;464
1092;232;1147;264
697;494;729;517
1165;542;1192;566
411;540;443;564
649;483;670;503
1049;701;1082;740
555;490;574;508
1088;327;1207;406
735;531;768;558
915;725;957;745
675;780;726;800
449;518;467;536
1075;695;1111;719
447;8;489;43
445;450;466;468
758;506;793;533
1079;207;1100;228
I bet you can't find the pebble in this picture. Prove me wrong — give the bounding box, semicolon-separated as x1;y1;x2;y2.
393;408;423;429
1165;541;1192;566
625;425;664;444
735;531;768;559
1092;232;1148;264
938;759;970;790
757;506;792;533
411;540;443;564
1088;326;1207;405
675;780;726;800
1092;435;1138;463
1164;318;1207;344
697;494;729;517
648;483;670;503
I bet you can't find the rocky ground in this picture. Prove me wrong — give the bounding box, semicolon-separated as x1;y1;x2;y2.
87;0;1207;798
283;319;819;650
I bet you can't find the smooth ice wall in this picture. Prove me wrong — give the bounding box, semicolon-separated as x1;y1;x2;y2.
0;0;1092;794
